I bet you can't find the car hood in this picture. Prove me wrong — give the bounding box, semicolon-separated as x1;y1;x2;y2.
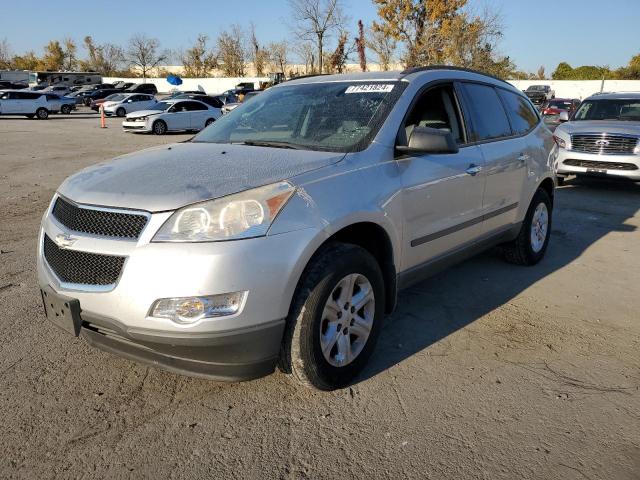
125;109;164;119
557;120;640;136
58;142;345;212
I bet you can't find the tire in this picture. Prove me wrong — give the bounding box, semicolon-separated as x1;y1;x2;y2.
116;107;126;117
36;108;49;120
61;104;72;115
501;188;552;266
205;118;215;127
556;176;565;186
152;120;167;135
83;98;92;107
280;243;385;390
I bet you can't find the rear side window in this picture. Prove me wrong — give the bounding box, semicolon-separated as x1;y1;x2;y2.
497;89;539;135
460;83;511;142
184;101;207;111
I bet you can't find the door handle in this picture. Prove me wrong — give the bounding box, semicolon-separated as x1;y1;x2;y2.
465;164;482;176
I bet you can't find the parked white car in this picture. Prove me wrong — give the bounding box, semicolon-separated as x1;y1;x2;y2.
103;93;157;117
0;90;52;119
122;99;221;134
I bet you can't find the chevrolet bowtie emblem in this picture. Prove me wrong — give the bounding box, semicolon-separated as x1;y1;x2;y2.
54;233;77;249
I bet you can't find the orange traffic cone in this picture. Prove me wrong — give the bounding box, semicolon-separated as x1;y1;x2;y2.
100;105;106;129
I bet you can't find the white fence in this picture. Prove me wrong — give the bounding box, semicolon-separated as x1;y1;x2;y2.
507;80;640;100
105;76;640;99
104;76;269;94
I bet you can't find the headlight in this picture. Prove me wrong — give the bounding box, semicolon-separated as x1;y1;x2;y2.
135;116;148;122
153;181;295;242
553;134;568;149
149;292;247;324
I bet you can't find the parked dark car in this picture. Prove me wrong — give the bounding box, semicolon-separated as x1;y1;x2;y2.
0;80;28;90
524;85;555;106
82;88;120;106
113;81;135;90
125;83;158;95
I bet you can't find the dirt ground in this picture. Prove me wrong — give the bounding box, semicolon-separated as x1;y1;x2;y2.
1;111;639;479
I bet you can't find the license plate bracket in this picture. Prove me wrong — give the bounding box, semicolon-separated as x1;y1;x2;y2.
41;286;82;336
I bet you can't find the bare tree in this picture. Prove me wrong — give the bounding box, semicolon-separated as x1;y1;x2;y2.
80;36;125;75
217;25;246;77
268;41;289;73
249;23;269;76
288;0;346;73
0;38;12;69
536;65;546;80
181;34;217;77
62;38;78;71
293;41;316;74
126;34;169;80
367;27;395;71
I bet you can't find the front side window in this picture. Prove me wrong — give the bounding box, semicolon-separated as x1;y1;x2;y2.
497;89;539;135
574;99;640;121
400;84;464;146
460;83;512;142
194;81;406;152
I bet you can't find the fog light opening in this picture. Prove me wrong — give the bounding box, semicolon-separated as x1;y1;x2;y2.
150;292;247;324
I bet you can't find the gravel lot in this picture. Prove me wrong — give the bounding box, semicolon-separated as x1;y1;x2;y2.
1;110;639;479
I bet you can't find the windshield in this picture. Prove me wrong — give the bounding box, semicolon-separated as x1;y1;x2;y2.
528;86;546;91
149;101;172;111
193;81;406;152
574;99;640;121
106;94;126;102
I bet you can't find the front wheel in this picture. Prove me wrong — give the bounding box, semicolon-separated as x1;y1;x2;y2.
36;108;49;120
501;188;552;265
116;107;126;117
205;118;215;127
280;243;385;390
152;120;167;135
61;104;72;114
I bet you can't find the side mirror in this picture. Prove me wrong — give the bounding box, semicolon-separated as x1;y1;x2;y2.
397;127;459;155
559;111;570;122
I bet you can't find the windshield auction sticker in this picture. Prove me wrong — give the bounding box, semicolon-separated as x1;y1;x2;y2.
345;84;395;94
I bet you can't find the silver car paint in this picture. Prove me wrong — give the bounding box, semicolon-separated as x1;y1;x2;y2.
38;70;554;351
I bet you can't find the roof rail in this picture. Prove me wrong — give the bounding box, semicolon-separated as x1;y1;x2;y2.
400;65;510;85
285;73;330;82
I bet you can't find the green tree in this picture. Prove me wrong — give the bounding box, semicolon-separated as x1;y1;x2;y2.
551;62;573;79
41;40;65;70
11;51;41;70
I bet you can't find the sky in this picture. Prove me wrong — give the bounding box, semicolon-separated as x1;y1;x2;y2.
3;0;639;73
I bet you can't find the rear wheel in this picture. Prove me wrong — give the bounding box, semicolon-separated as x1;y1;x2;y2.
61;104;72;115
152;119;167;135
280;243;385;390
83;98;92;107
116;107;126;117
501;188;552;265
36;108;49;120
205;118;215;127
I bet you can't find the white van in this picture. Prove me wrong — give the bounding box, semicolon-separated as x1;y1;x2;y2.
0;90;52;119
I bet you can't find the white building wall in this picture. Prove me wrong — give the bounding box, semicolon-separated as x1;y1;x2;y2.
104;76;269;94
507;80;640;100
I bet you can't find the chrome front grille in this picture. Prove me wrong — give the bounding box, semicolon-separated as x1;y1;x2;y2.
52;196;148;239
43;234;125;286
570;133;638;155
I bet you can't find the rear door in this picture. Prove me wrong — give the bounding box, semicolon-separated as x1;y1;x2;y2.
458;82;530;232
183;101;209;129
398;82;487;271
0;91;19;113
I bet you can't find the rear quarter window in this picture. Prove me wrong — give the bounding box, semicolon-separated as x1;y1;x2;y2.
497;89;539;135
460;83;512;142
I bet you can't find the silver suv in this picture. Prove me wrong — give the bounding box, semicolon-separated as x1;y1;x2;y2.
554;92;640;184
38;68;555;390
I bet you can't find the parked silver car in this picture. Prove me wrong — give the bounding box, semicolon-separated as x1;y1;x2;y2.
553;92;640;184
38;68;555;390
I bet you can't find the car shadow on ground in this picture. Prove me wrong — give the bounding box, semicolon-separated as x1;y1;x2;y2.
358;176;640;384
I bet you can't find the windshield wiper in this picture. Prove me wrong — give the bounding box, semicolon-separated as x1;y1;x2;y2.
236;140;308;150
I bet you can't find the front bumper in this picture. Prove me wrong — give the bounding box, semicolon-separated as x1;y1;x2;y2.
37;196;319;380
122;120;151;132
555;148;640;180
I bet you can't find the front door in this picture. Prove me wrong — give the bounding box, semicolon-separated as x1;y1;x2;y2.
398;84;487;272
